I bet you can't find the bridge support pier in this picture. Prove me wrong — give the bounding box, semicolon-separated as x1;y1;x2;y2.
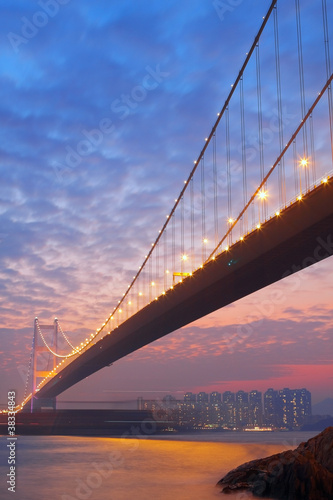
31;397;56;412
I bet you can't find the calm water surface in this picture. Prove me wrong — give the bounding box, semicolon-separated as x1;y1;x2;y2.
0;431;317;500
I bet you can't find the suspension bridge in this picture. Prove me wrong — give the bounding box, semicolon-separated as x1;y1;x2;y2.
10;0;333;412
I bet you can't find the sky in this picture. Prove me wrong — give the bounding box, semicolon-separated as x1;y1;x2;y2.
0;0;332;409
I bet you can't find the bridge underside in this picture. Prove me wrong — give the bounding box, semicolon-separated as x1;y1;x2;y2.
28;182;333;406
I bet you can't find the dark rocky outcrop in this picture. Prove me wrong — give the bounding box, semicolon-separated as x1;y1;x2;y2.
217;427;333;499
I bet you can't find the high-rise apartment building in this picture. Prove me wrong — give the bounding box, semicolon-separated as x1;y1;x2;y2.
264;388;279;426
210;391;222;404
278;388;312;428
222;391;235;404
249;390;263;426
236;391;249;427
197;392;209;404
184;392;196;403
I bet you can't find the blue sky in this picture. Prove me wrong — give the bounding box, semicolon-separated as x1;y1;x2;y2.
1;0;333;408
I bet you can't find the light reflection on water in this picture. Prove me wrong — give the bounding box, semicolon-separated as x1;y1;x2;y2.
0;432;317;500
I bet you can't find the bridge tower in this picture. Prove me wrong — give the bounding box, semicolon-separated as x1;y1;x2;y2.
31;318;58;412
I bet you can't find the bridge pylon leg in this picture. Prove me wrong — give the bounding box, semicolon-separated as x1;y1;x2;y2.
31;318;57;413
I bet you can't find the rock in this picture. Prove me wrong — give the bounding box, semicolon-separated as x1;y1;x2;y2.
217;426;333;499
297;426;333;473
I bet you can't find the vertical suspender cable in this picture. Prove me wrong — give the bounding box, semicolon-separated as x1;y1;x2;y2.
149;248;152;301
273;4;286;206
156;242;159;296
293;139;300;196
190;178;195;270
181;196;185;273
256;44;265;182
309;114;316;184
142;262;145;306
164;229;167;291
256;43;266;221
201;156;206;262
136;270;140;311
213;133;218;249
172;213;175;277
322;0;333;168
295;0;309;191
226;107;232;243
240;76;247;234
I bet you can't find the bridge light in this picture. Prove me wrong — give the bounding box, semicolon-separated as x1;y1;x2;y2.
240;236;244;241
299;158;308;167
151;282;155;286
138;292;143;296
322;177;328;183
182;254;188;261
228;218;234;224
275;211;280;216
257;190;267;200
165;270;170;274
203;238;208;244
257;223;261;229
297;195;302;201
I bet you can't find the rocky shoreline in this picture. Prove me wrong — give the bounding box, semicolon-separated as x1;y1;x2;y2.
217;426;333;499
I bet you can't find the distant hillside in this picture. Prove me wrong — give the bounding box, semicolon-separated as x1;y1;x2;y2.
301;416;333;432
312;398;333;416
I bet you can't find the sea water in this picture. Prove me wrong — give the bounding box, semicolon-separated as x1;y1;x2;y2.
0;431;317;500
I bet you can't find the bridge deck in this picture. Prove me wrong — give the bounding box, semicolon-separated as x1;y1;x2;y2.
29;181;333;403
